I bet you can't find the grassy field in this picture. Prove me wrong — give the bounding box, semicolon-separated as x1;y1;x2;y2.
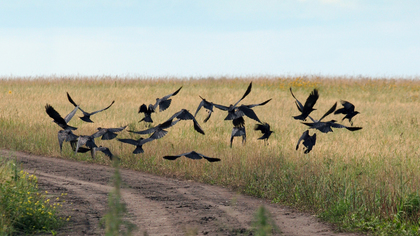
1;76;420;235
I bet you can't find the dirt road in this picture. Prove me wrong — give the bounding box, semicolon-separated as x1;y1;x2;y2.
3;150;363;236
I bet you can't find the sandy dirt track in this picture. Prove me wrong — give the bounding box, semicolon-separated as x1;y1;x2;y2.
3;149;364;236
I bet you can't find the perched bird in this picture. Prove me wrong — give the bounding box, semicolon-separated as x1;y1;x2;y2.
302;103;362;133
138;104;155;123
194;96;216;123
117;137;155;154
153;86;183;112
254;122;274;144
168;109;205;135
93;126;127;140
67;92;115;123
290;87;319;121
129;118;180;140
163;151;220;162
296;130;316;154
334;100;360;126
45;104;78;130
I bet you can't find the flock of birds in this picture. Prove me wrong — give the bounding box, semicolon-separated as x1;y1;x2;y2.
45;82;362;162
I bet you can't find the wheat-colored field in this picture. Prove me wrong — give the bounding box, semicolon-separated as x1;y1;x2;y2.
1;76;420;234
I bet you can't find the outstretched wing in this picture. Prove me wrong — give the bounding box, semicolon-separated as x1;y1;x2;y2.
318;102;337;122
88;100;115;116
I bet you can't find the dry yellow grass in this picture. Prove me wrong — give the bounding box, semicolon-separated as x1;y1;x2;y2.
1;75;420;234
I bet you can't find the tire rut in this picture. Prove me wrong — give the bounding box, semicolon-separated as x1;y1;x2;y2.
3;150;364;236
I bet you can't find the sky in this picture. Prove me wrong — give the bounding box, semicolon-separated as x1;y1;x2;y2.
0;0;419;78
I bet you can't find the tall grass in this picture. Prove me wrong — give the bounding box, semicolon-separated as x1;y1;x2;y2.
1;75;420;234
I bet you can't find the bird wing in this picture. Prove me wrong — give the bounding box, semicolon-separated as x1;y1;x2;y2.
194;99;205;117
45;104;77;130
342;100;355;112
138;104;148;113
290;87;304;111
329;122;362;131
244;98;272;108
318;102;337;122
161;86;183;101
232;82;252;108
236;106;261;123
67;92;88;115
296;130;309;150
97;146;113;160
117;138;139;146
213;103;229;111
63;105;79;123
106;126;127;133
192;119;205;135
88;100;115;116
302;88;319;111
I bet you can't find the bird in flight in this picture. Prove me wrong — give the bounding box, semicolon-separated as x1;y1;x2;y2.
290;87;319;121
334;100;360;126
254;122;274;145
163;151;220;162
296;130;316;154
117;137;155;154
301;103;362;133
67;92;115;123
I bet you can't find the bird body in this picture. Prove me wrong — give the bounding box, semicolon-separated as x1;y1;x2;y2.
334;100;360;126
138;104;155;123
129;118;179;140
117;137;155;154
296;130;317;154
169;109;205;135
93;126;127;140
254;122;274;143
153;86;183;112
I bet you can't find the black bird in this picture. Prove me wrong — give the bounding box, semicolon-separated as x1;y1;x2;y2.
58;129;79;153
67;92;115;123
168;109;205;135
93;126;127;140
129;118;180;140
45;104;78;130
334;100;360;126
213;82;254;121
117;137;155;154
290;87;319;121
296;130;316;154
302;103;362;133
71;133;99;154
194;96;216;123
228;98;272;123
254;122;274;144
163;151;221;162
138;104;155;123
71;144;115;160
153;86;183;112
230;126;246;148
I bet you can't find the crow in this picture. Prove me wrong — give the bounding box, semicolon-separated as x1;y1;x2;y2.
163;151;220;162
290;87;319;121
296;130;316;154
334;100;360;126
67;92;114;123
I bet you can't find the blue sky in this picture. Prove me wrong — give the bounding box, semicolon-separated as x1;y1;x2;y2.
0;1;419;78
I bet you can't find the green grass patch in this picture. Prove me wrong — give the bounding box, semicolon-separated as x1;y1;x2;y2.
0;156;66;235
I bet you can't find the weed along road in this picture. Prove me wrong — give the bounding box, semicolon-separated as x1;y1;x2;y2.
4;149;364;236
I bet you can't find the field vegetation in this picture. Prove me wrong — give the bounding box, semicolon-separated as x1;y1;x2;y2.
1;75;420;235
